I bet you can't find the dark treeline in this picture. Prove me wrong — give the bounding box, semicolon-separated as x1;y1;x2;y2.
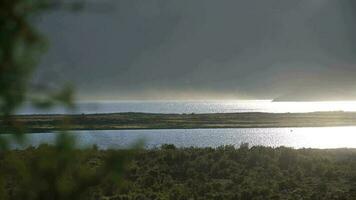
2;144;356;200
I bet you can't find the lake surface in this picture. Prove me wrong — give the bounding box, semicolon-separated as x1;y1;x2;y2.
16;100;356;114
5;126;356;149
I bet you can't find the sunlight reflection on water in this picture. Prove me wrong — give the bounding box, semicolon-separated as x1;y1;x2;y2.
16;100;356;114
6;126;356;149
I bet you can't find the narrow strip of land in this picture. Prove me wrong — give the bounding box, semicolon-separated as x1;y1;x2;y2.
2;111;356;133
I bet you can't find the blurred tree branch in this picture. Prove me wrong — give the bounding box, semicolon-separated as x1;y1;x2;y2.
0;1;131;199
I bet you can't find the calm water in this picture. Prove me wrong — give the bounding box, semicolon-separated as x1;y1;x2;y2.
16;100;356;114
5;126;356;149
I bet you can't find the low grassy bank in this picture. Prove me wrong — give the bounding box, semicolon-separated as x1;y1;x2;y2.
2;145;356;199
3;111;356;133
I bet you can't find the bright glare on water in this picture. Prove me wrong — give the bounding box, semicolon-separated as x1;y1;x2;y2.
7;126;356;149
17;100;356;114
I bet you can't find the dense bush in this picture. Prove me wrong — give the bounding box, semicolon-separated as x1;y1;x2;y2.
2;144;356;200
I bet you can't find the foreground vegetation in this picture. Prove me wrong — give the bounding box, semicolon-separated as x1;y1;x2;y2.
2;144;356;199
4;111;356;133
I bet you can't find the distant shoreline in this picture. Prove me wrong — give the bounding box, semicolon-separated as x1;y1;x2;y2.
3;111;356;133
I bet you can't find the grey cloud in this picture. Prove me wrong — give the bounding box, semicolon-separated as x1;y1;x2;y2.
35;0;356;100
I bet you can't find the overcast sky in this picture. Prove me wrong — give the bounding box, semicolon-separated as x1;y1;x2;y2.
35;0;356;100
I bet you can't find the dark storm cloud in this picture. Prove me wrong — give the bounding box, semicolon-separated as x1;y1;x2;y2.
35;0;356;100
